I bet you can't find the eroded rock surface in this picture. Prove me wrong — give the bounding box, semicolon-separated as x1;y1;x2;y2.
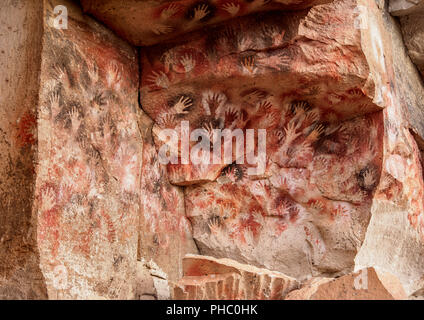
0;0;47;299
80;0;333;46
355;0;424;296
173;254;298;299
140;0;424;295
399;13;424;77
285;267;407;300
1;0;424;300
138;111;199;284
36;0;142;299
140;0;385;280
390;0;424;15
390;0;424;78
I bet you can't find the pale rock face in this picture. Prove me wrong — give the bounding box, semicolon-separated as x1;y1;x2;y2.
389;0;424;15
285;267;407;300
389;0;424;78
1;0;424;300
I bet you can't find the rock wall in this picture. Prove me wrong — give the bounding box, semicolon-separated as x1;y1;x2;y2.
80;0;333;46
138;0;424;296
0;0;47;299
390;0;424;78
285;267;407;299
1;0;424;300
355;0;424;296
140;0;385;281
35;0;142;299
174;254;299;299
138;110;198;286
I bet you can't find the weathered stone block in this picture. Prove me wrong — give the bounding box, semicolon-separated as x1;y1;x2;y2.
35;0;142;299
0;0;47;299
81;0;333;46
174;254;298;299
139;0;385;281
1;0;424;301
285;267;407;300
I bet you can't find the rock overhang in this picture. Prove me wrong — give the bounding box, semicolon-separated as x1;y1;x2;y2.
80;0;335;46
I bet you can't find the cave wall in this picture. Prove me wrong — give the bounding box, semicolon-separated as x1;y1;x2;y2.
0;0;47;299
140;0;385;281
0;0;424;300
138;111;198;290
389;0;424;78
139;0;424;295
80;0;334;46
355;0;424;295
35;0;143;299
